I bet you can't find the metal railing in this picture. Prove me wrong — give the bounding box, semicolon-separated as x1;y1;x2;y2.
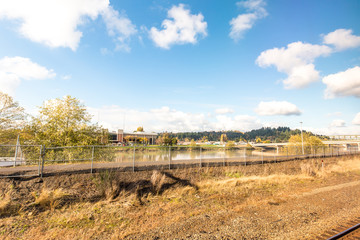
0;144;359;177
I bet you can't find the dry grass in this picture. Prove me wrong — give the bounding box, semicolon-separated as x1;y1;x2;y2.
299;156;360;177
0;193;12;216
33;188;67;210
150;170;166;194
327;156;360;173
1;155;360;239
198;174;313;191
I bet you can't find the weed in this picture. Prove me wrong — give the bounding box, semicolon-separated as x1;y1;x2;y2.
225;172;244;178
150;170;166;194
32;188;67;210
95;170;121;200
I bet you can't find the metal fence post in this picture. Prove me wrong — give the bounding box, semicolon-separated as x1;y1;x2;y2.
38;145;42;176
223;147;225;167
14;135;20;167
286;147;288;159
91;146;95;174
274;148;276;162
331;146;333;157
41;145;45;178
244;148;247;165
169;146;171;170
245;148;247;166
133;145;135;172
199;147;202;168
261;149;264;164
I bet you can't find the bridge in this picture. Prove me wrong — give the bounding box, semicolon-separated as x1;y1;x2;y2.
328;135;360;140
247;140;360;153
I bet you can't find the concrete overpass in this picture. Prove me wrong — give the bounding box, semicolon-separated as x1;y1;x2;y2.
248;140;360;153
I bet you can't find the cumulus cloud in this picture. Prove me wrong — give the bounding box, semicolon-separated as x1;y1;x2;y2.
0;0;109;50
256;42;332;89
214;115;262;131
307;125;360;136
229;0;267;40
0;0;136;51
255;101;302;116
101;6;137;52
327;112;342;117
323;29;360;51
149;4;207;49
352;113;360;125
0;56;55;96
330;119;346;128
215;108;234;114
322;66;360;99
88;105;262;132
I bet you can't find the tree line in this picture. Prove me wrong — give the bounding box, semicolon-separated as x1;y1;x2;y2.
166;127;327;143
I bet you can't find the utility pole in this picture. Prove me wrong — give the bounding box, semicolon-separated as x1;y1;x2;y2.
300;121;304;155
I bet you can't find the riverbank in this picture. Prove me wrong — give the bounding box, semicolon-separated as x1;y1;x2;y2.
0;155;359;239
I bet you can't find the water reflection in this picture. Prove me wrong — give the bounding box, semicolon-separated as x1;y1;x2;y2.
113;149;266;162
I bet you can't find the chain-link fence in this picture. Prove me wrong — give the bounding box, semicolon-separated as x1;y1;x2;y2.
0;143;359;177
0;144;42;177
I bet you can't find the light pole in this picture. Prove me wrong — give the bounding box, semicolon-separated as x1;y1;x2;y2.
300;121;304;155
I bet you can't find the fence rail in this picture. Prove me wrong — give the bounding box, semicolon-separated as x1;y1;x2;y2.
0;144;359;178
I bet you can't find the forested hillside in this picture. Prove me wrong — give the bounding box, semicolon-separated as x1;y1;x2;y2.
168;127;327;143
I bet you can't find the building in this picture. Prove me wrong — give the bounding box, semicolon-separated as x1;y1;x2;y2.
109;129;158;145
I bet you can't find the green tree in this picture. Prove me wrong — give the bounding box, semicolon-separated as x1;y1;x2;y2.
30;95;105;147
136;126;144;132
220;134;228;143
0;92;26;144
225;141;235;149
156;133;177;146
190;139;197;148
288;133;324;154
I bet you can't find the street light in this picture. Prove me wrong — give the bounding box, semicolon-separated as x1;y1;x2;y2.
300;122;304;155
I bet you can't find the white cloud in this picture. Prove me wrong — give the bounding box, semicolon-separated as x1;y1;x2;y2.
0;0;109;51
213;115;262;131
149;4;207;49
255;101;301;116
101;6;137;52
327;112;342;117
323;29;360;51
229;0;267;40
307;125;360;136
352;113;360;125
88;105;262;132
256;42;332;89
61;75;72;80
0;0;137;51
215;108;234;114
330;119;346;128
323;66;360;99
0;56;55;96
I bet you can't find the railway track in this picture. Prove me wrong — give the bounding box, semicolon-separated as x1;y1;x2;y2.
317;217;360;239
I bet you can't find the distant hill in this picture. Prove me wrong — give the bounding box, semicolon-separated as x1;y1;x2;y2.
167;127;327;143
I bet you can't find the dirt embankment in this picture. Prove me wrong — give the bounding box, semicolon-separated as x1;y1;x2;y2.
0;155;360;239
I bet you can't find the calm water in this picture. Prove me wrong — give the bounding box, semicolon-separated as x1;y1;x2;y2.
113;149;278;162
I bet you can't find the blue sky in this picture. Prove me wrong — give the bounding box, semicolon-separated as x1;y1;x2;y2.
0;0;359;134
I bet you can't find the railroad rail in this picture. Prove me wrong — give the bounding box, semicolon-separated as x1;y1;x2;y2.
319;217;360;239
